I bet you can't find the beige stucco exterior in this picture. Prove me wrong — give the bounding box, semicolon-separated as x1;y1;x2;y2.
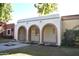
62;17;79;32
62;19;79;32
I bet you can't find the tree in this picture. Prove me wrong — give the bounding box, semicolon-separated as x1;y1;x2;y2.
0;3;12;23
34;3;57;16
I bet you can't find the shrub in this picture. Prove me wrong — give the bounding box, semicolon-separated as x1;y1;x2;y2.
62;30;75;47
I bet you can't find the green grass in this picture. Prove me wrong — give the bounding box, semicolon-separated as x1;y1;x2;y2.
0;45;79;56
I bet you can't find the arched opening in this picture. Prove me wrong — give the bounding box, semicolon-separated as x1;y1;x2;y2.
42;24;57;45
29;25;40;44
18;26;26;42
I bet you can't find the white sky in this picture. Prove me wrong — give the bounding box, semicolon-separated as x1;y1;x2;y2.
4;0;79;24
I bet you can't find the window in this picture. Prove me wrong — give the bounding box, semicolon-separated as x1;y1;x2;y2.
8;30;10;34
6;29;11;35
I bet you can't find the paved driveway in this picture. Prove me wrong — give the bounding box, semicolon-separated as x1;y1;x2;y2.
0;42;29;51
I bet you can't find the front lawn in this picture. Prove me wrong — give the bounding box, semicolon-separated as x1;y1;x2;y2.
0;45;79;56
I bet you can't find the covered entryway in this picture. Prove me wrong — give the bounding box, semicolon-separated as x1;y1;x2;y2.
18;26;26;42
42;24;57;45
29;25;40;44
15;14;61;46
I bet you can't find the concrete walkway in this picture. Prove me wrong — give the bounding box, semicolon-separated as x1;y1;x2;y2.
0;42;29;51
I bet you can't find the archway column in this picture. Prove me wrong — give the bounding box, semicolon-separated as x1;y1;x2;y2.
14;25;18;41
39;28;43;44
26;28;30;43
57;28;61;46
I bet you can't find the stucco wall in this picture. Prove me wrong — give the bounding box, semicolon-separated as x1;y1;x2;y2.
62;19;79;32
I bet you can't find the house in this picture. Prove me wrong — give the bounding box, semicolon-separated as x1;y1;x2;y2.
5;24;15;39
14;14;79;46
0;22;15;39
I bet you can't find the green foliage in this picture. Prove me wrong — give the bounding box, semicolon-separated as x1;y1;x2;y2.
62;29;79;47
34;3;57;16
0;3;12;23
62;30;75;47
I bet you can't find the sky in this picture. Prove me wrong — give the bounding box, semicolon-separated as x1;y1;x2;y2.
8;0;79;24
